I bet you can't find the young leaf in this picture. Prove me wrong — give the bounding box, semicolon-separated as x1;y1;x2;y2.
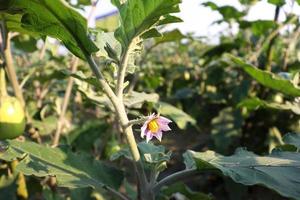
228;55;300;97
7;0;98;59
0;140;123;190
186;148;300;199
112;0;181;49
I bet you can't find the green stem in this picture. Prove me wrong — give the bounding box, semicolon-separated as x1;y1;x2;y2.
0;66;7;96
152;169;200;193
116;42;132;99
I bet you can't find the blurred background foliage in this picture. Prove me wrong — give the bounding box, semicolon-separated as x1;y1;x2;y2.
1;0;300;199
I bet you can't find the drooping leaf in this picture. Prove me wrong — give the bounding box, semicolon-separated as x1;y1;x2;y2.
156;102;196;129
283;133;300;149
154;29;185;46
6;0;98;59
228;55;300;97
202;2;245;21
124;91;159;108
186;148;300;200
238;97;300;114
0;140;123;190
112;0;181;49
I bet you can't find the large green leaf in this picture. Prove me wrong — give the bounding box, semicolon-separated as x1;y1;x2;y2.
229;55;300;97
238;97;300;114
0;140;123;190
6;0;98;59
112;0;181;49
186;148;300;199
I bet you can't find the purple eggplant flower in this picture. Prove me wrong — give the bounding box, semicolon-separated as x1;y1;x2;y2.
141;113;172;142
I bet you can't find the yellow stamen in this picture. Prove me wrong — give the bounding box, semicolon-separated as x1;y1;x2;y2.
148;119;159;133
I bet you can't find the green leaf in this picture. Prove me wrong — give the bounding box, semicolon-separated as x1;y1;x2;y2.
211;107;242;153
187;148;300;199
111;142;171;172
268;0;285;6
202;2;245;21
95;31;122;60
251;20;277;36
0;140;123;190
228;55;300;97
283;133;300;149
124;91;159;108
238;97;300;114
154;29;185;45
31;116;58;136
8;0;98;59
0;0;15;11
112;0;181;49
156;102;196;129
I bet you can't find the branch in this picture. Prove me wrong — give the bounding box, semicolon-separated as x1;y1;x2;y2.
126;116;148;127
248;15;297;63
2;28;25;106
152;169;200;193
103;185;130;200
116;42;133;99
52;58;78;147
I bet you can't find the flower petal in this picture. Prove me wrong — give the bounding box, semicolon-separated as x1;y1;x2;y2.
146;131;154;143
154;131;163;142
159;124;171;132
157;116;172;125
141;123;148;138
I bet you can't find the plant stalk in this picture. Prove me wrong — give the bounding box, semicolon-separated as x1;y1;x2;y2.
153;169;200;193
4;32;25;106
116;42;133;99
0;67;7;97
52;58;78;147
85;54;153;199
